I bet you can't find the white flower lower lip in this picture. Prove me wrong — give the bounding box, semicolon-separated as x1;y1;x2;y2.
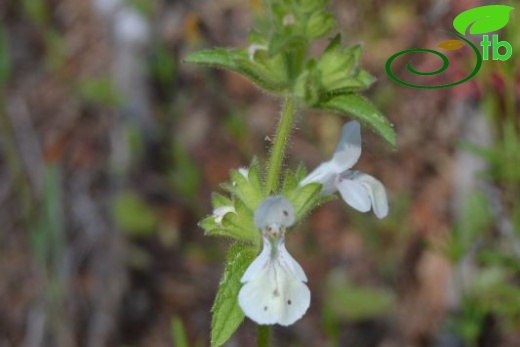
299;121;389;219
238;235;310;326
238;196;310;326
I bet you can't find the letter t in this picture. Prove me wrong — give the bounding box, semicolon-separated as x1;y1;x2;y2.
480;35;491;60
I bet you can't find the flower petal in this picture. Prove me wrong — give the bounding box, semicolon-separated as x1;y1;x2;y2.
254;196;295;229
241;241;270;283
299;161;337;194
239;239;310;326
348;171;389;219
278;241;307;282
331;121;362;172
336;176;371;212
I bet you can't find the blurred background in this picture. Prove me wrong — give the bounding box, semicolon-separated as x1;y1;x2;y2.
0;0;519;346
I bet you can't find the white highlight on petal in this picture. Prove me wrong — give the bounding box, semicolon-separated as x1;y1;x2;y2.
212;206;235;224
254;196;295;230
239;236;310;326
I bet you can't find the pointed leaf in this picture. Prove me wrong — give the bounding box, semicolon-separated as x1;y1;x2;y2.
199;216;243;242
306;11;335;39
316;94;396;147
185;48;287;92
227;168;265;212
200;200;259;245
225;200;260;246
211;193;233;209
294;164;308;182
453;5;514;35
317;37;361;79
281;170;298;195
211;244;257;347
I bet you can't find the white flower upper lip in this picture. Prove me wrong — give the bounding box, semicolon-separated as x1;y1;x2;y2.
253;195;295;230
299;121;389;219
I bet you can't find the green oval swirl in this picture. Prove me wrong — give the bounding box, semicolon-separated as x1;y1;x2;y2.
385;31;482;89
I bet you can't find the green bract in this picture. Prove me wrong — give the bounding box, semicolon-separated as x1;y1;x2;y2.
199;162;325;246
199;161;326;346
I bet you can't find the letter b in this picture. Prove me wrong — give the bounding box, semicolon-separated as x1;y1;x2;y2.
492;34;512;61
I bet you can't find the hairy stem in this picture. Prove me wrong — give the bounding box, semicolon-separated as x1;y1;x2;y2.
265;98;297;194
257;325;271;347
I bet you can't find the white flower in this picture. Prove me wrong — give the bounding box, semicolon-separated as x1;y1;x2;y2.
299;121;389;219
238;196;310;326
213;206;235;224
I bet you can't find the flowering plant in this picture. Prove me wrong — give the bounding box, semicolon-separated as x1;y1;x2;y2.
187;0;396;346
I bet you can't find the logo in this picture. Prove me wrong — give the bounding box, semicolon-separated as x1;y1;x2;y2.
386;5;515;89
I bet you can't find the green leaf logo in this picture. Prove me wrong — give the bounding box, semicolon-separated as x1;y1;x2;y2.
453;5;514;35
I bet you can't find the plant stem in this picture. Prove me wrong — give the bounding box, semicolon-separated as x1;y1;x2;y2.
265;97;296;194
257;325;271;347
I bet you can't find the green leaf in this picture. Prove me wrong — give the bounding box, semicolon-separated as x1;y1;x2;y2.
453;5;515;35
294;164;308;182
317;37;361;79
306;11;335;39
224;167;265;212
245;162;265;199
321;70;375;96
211;244;257;347
286;182;322;221
307;37;375;98
293;59;320;105
199;202;259;245
225;200;260;245
316;94;396;147
281;170;298;195
211;193;233;209
184;48;287;93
